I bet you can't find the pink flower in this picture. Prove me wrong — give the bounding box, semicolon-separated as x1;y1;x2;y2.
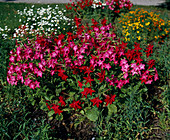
24;78;32;86
121;64;129;72
33;80;40;88
123;72;128;79
29;63;34;71
104;63;111;71
29;82;35;89
131;69;138;76
117;80;124;89
154;68;159;81
120;58;128;66
37;70;43;77
9;56;15;63
97;59;104;67
138;63;145;70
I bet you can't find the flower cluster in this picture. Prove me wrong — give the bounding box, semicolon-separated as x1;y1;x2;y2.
66;0;133;24
13;5;74;39
91;0;106;9
0;26;11;39
7;18;159;115
105;0;133;13
66;0;94;11
118;8;170;42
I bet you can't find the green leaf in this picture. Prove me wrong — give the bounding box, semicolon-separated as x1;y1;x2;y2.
80;110;85;115
55;114;63;121
108;104;117;115
86;107;99;121
69;92;76;96
48;110;55;117
62;108;70;112
121;88;126;94
44;96;49;101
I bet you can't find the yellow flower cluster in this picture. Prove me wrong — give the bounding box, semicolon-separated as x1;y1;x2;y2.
118;8;170;42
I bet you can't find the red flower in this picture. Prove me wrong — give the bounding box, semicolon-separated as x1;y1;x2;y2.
81;87;95;98
90;97;102;108
101;18;107;26
104;94;116;106
97;70;105;83
74;16;82;27
91;19;98;28
51;104;63;115
134;42;141;51
83;75;94;85
84;66;94;75
59;96;66;106
145;44;153;58
147;59;155;69
70;100;82;110
78;81;83;89
46;103;51;111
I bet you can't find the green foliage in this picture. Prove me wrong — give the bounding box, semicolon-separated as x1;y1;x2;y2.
0;38;16;83
86;107;99;121
0;92;53;139
151;39;170;86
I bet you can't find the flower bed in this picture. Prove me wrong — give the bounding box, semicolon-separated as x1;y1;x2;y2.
0;0;169;139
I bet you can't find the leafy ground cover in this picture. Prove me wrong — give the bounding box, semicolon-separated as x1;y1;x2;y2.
0;0;169;139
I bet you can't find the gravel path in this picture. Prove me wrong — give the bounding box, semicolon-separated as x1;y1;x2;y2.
0;0;167;6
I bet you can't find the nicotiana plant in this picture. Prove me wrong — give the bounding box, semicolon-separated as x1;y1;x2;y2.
7;18;159;118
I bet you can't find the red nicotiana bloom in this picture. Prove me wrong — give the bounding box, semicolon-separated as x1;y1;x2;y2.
59;96;66;107
83;75;94;86
78;81;83;89
104;94;116;106
51;104;63;115
70;100;82;110
46;103;51;111
81;87;95;98
90;97;102;108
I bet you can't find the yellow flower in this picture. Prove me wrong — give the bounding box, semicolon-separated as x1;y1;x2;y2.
137;36;141;40
125;32;130;36
140;24;144;28
165;29;169;34
145;22;150;26
161;22;165;26
125;37;128;41
137;31;139;33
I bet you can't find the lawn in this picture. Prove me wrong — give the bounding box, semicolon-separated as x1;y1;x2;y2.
0;1;169;139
